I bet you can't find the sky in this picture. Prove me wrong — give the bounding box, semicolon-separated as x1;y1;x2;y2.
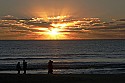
0;0;125;40
0;0;125;18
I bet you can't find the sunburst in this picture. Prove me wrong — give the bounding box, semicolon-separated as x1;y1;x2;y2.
48;28;59;35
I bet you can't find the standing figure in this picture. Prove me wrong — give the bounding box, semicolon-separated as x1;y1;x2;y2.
23;60;27;74
48;60;53;74
16;62;21;74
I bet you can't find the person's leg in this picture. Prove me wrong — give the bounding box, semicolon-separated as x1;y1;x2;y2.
18;70;20;74
19;70;20;74
24;70;26;74
23;69;26;74
48;70;50;74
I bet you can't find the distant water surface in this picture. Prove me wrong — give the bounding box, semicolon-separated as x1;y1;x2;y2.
0;40;125;74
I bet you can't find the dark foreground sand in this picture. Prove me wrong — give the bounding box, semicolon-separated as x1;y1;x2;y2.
0;74;125;83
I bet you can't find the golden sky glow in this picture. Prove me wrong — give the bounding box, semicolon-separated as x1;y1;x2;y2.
48;28;59;36
35;31;69;40
30;6;72;20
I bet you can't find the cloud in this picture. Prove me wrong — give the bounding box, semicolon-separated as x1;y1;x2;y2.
1;16;125;40
85;24;125;31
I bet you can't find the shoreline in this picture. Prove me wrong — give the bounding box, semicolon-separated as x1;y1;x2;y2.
0;74;125;83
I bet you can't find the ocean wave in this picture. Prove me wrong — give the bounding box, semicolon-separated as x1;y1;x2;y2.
0;53;125;60
0;57;71;60
0;62;125;71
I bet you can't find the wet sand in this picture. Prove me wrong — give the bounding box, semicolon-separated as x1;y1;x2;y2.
0;74;125;83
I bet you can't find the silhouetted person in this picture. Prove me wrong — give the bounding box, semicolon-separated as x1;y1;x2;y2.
16;62;21;74
48;60;53;74
23;60;27;74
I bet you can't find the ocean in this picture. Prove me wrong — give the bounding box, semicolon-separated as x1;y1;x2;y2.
0;40;125;74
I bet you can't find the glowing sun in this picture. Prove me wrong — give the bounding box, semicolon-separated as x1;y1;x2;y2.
48;28;59;35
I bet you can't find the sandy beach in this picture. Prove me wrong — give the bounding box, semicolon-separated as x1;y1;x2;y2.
0;74;125;83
